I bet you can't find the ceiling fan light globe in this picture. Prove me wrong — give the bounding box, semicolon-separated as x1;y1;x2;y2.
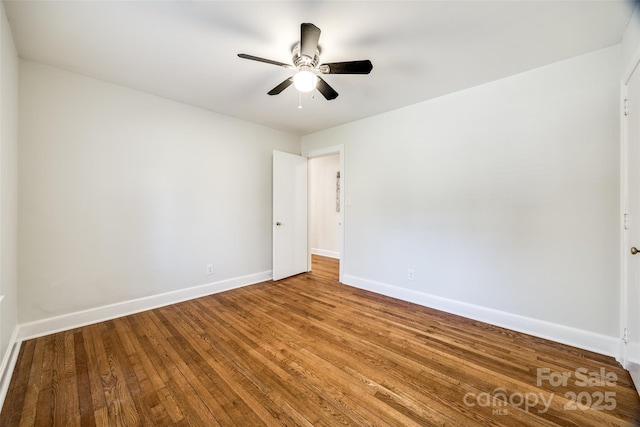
293;70;318;92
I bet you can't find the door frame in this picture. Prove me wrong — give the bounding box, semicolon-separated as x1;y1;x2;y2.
620;77;630;368
302;145;345;283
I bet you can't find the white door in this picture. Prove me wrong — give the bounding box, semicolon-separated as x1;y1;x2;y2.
273;151;308;281
624;65;640;391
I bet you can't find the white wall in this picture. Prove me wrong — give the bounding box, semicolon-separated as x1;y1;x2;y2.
0;1;19;376
622;4;640;78
309;154;340;258
18;61;299;325
302;46;621;352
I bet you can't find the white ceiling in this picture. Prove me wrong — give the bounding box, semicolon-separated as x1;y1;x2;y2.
3;0;635;136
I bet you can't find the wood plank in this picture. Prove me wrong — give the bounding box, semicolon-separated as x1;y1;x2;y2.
73;331;97;427
1;255;638;426
33;335;55;426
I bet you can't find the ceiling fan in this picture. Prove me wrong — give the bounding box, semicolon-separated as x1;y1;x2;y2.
238;23;373;100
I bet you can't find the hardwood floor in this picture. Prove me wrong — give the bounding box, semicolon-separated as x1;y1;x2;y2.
1;255;639;426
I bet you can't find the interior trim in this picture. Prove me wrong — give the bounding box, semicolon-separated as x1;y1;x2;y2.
0;327;20;411
17;271;272;342
343;274;619;358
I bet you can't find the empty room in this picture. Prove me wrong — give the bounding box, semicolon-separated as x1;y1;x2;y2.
0;0;640;425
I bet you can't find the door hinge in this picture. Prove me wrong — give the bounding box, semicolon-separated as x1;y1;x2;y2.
623;327;629;343
624;98;629;116
624;213;629;230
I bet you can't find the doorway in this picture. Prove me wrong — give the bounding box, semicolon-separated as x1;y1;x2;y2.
304;146;344;282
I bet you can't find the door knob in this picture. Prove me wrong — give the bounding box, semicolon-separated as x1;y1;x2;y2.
632;247;639;255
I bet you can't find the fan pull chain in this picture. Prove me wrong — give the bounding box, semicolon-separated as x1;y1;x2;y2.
298;91;303;109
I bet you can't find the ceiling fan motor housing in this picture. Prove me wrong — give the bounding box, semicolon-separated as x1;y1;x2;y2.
292;43;319;70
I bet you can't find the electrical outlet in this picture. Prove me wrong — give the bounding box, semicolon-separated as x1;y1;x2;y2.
206;264;214;275
407;269;415;281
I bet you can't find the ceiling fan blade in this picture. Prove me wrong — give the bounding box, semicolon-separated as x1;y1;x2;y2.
268;77;294;95
320;60;373;74
300;23;321;59
316;76;338;100
238;54;295;70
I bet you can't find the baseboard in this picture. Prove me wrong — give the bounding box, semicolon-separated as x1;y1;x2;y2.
0;326;20;409
342;274;619;358
18;271;272;341
629;360;640;396
627;342;640;394
311;248;340;259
